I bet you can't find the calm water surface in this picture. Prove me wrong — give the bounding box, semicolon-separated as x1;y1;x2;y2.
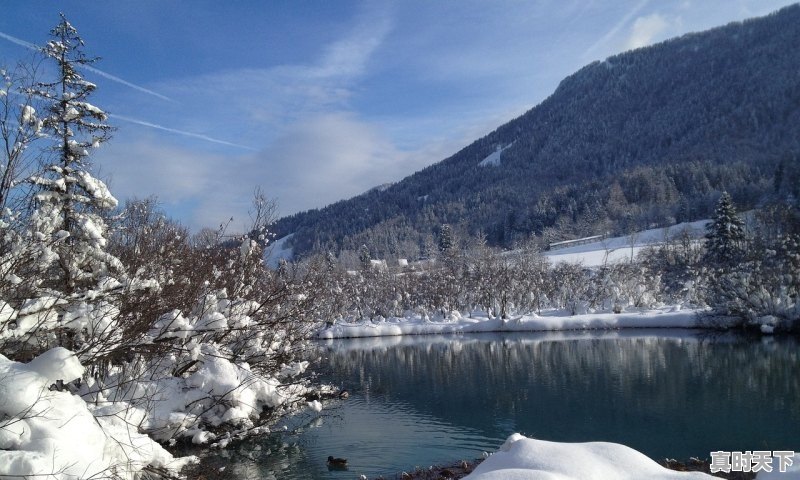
208;330;800;479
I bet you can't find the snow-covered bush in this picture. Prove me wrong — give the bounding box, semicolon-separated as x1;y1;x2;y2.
0;347;195;479
0;65;43;214
699;196;800;332
640;228;706;307
550;262;592;315
319;238;672;322
603;263;662;311
75;288;316;446
0;16;326;479
708;233;800;331
98;197;327;442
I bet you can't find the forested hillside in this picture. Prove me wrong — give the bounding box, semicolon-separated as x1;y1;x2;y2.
272;4;800;262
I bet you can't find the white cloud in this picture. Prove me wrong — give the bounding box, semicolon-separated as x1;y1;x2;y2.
313;5;392;79
96;137;257;229
259;114;399;208
625;14;671;50
583;0;651;59
96;107;479;232
89;3;400;229
147;3;392;131
90;2;405;228
96;138;219;205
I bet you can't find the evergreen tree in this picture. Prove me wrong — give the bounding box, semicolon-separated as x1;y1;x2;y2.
438;223;454;255
28;15;121;293
358;244;371;271
704;191;745;271
419;233;436;260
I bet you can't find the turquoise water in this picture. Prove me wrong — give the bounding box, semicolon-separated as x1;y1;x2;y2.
208;330;800;479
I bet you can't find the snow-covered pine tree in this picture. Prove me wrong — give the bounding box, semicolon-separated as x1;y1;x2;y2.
438;223;461;274
28;14;122;294
703;191;745;271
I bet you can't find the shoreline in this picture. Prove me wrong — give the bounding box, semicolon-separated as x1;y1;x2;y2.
182;448;758;480
316;307;708;340
375;456;757;480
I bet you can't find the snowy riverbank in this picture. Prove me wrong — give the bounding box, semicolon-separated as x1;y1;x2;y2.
0;347;197;478
464;434;800;479
465;434;713;479
317;307;704;339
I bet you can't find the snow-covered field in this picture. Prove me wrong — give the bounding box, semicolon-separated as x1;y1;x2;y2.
265;233;295;268
544;219;709;267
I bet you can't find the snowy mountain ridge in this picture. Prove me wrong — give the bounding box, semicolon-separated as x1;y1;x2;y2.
272;4;800;260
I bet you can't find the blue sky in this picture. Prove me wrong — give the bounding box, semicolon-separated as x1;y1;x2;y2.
1;1;796;231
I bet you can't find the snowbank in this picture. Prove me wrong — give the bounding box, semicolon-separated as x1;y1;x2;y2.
317;308;701;339
467;434;800;479
465;434;712;479
0;348;195;479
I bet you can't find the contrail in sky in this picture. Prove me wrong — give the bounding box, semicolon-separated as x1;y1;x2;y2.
0;31;35;49
0;30;173;102
1;30;248;150
111;114;257;151
83;64;173;103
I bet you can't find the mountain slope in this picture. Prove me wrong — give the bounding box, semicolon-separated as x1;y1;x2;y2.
272;4;800;261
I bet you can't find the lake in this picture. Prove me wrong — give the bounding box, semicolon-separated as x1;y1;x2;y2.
205;330;800;479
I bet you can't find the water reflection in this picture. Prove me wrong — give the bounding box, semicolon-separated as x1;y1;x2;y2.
218;330;800;479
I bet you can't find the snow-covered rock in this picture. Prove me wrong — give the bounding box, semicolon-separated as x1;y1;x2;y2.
465;434;712;479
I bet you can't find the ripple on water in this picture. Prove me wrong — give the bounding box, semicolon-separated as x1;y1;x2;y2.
214;332;800;480
285;395;502;478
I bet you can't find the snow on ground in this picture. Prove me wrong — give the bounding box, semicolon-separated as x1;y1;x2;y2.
0;289;315;478
465;434;713;479
479;146;504;167
479;142;515;167
468;434;799;480
265;233;294;267
0;348;196;479
544;219;709;267
317;307;701;339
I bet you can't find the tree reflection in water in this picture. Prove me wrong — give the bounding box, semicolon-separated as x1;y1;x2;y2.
206;331;799;480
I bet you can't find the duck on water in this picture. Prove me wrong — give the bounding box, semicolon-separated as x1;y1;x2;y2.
327;456;348;470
